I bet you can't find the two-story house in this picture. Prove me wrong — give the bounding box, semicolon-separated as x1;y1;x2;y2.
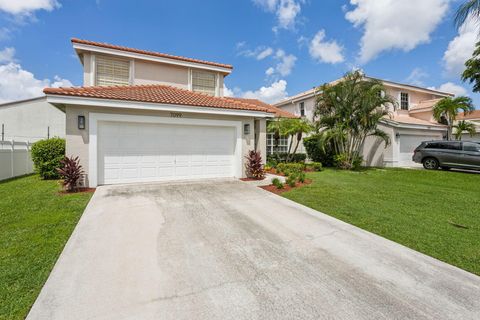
44;39;292;187
457;111;480;141
274;76;453;167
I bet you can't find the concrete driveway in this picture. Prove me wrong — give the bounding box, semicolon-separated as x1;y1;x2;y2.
27;180;480;320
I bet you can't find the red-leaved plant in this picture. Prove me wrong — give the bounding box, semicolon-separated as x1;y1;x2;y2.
57;156;84;192
245;150;265;180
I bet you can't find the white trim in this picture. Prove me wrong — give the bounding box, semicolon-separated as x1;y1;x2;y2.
90;54;96;86
381;119;446;131
46;94;273;118
74;43;232;75
187;68;192;91
88;113;243;187
129;59;135;85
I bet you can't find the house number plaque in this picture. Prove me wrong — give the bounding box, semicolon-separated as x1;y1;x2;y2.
170;112;183;118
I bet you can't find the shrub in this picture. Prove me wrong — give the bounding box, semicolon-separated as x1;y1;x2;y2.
303;135;336;167
307;162;323;172
57;156;84;192
271;177;284;189
31;138;66;179
286;174;297;187
277;163;305;177
266;153;307;164
298;172;306;183
245;150;265;180
335;153;363;170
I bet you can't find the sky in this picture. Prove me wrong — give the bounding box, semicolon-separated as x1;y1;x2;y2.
0;0;478;106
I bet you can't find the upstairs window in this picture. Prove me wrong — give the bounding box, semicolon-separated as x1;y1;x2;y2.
192;70;216;96
400;92;409;110
299;102;305;117
95;56;130;86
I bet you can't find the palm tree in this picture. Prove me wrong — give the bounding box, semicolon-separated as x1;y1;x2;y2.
433;97;474;140
287;118;314;162
314;71;394;169
454;0;480;29
453;120;477;140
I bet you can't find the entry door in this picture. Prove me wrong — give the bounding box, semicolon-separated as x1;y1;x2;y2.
97;121;236;185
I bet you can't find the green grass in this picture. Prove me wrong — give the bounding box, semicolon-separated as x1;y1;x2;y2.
282;168;480;275
0;175;92;320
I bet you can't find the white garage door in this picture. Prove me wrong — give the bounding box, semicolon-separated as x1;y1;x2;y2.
97;121;236;185
399;135;434;166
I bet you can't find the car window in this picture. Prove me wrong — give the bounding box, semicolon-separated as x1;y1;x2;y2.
463;142;480;152
425;142;461;150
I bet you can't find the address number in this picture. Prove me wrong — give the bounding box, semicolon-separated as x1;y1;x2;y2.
170;112;183;118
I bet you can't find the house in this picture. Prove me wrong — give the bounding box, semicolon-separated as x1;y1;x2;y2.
457;110;480;141
0;96;66;181
44;38;294;187
274;76;453;167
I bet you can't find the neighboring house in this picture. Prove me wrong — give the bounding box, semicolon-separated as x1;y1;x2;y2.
44;38;289;187
274;76;453;167
457;110;480;141
0;97;66;181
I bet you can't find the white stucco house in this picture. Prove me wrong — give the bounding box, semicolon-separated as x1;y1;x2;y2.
274;77;454;167
44;38;293;187
457;110;480;141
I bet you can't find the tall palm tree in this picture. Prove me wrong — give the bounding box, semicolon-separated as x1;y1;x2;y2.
455;0;480;29
453;120;477;140
314;71;394;169
433;97;474;140
288;118;314;162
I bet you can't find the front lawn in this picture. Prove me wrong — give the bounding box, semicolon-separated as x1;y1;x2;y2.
0;175;93;319
282;168;480;275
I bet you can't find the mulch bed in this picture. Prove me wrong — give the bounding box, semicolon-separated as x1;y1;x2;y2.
264;168;286;176
260;179;312;195
240;177;267;182
58;188;96;196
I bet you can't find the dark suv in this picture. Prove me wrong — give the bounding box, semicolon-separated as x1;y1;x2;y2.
413;141;480;170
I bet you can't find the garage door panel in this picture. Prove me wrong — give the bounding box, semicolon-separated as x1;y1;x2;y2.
98;121;236;185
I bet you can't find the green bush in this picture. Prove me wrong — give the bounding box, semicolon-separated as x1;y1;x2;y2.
277;163;305;177
334;153;363;170
271;177;284;189
303;134;336;167
307;162;323;172
286;174;297;187
298;172;306;183
31;138;66;179
267;153;307;165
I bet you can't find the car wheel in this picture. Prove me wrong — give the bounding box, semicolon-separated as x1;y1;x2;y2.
423;158;439;170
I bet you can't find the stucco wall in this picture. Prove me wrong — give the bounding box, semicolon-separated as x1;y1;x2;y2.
133;60;189;88
0;97;65;142
65;105;265;184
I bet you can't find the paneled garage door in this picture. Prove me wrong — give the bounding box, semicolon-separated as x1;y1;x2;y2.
97;121;236;185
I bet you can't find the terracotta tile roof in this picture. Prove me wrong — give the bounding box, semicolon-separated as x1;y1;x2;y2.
386;114;445;127
458;110;480;120
225;97;298;118
43;84;275;114
71;38;233;70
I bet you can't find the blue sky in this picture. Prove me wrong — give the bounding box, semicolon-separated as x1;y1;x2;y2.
0;0;478;106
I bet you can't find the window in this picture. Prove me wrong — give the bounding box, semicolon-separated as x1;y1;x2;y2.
267;133;288;155
192;70;216;96
95;56;130;86
400;92;409;110
425;142;461;150
299;102;305;117
463;142;480;152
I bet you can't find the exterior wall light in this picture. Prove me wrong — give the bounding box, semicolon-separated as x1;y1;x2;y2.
395;132;401;139
78;115;86;130
244;123;250;135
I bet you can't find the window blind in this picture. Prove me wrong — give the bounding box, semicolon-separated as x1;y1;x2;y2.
96;56;130;86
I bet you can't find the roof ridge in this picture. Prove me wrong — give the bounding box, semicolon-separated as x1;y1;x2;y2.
71;38;233;70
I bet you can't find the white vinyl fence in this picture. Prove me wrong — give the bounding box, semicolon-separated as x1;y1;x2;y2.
0;140;34;181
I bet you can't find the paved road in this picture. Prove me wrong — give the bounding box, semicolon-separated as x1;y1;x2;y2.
27;180;480;320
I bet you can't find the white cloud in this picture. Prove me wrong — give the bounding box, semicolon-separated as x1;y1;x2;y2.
443;18;479;77
257;47;274;60
223;85;234;97
345;0;449;63
273;49;297;76
265;67;275;76
0;47;72;103
242;80;289;104
0;0;60;16
0;47;15;63
253;0;303;31
429;82;468;96
405;68;429;86
308;30;345;64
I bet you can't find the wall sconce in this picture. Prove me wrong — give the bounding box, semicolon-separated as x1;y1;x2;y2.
244;123;250;135
78;115;86;130
395;133;401;139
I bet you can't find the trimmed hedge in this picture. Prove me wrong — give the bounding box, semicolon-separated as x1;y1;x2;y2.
31;138;66;179
303;134;336;167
